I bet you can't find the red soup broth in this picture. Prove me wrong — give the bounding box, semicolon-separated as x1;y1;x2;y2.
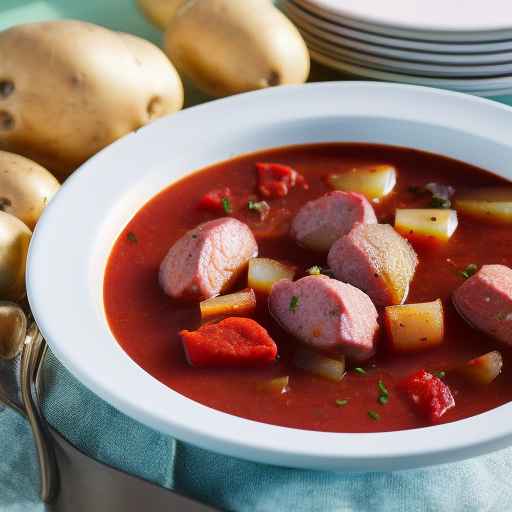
103;143;512;433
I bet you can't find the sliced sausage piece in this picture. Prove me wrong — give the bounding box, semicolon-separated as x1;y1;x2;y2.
290;191;377;252
453;264;512;345
159;217;258;301
269;275;379;361
327;224;418;306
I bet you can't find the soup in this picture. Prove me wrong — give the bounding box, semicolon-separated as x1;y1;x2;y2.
104;143;512;433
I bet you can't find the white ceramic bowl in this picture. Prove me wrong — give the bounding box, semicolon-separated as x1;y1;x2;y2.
27;82;512;471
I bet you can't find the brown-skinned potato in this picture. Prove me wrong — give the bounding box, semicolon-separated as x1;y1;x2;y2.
0;20;184;176
164;0;310;97
0;151;60;230
0;211;31;301
137;0;186;29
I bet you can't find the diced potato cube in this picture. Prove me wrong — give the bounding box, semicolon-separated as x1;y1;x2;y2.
395;209;458;243
248;258;296;294
327;164;396;200
454;187;512;223
457;351;503;385
293;347;346;382
200;289;256;321
384;299;444;353
258;376;290;394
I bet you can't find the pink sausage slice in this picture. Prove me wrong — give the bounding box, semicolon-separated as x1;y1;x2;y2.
290;191;377;252
269;275;379;361
159;217;258;301
328;223;418;306
453;264;512;345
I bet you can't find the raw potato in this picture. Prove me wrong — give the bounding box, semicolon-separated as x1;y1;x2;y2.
384;299;444;353
164;0;310;97
248;258;296;294
327;164;397;200
454;187;512;223
0;302;26;359
0;151;59;229
200;288;256;321
137;0;186;29
0;21;184;176
0;211;31;301
395;209;458;244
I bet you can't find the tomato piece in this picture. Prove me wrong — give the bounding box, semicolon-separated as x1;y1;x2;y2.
256;162;308;198
398;369;455;423
198;187;232;213
180;317;278;367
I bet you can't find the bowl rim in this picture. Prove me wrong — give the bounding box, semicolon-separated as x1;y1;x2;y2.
27;82;512;471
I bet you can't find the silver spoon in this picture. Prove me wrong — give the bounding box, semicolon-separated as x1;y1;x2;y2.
0;302;59;502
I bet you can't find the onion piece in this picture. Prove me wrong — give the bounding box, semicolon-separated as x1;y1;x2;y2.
293;347;346;382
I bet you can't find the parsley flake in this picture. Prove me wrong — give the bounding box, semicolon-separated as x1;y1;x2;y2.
377;380;388;396
434;371;446;379
368;410;380;421
289;296;299;313
354;367;366;375
335;399;349;407
247;200;270;220
460;263;478;279
378;395;389;405
221;197;232;214
127;232;138;244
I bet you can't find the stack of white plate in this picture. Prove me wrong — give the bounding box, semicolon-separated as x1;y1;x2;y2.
280;0;512;96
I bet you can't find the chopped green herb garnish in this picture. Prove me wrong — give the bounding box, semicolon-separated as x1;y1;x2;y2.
377;380;388;396
460;263;478;279
368;410;380;421
289;296;299;313
354;367;366;375
127;232;138;244
430;196;451;209
307;265;322;275
434;371;446;379
221;197;232;214
335;399;349;407
247;199;270;220
378;395;389;405
377;380;389;405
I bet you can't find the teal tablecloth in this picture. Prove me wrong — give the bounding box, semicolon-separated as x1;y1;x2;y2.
2;2;512;511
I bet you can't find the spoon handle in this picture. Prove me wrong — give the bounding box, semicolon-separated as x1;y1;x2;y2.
20;323;59;503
